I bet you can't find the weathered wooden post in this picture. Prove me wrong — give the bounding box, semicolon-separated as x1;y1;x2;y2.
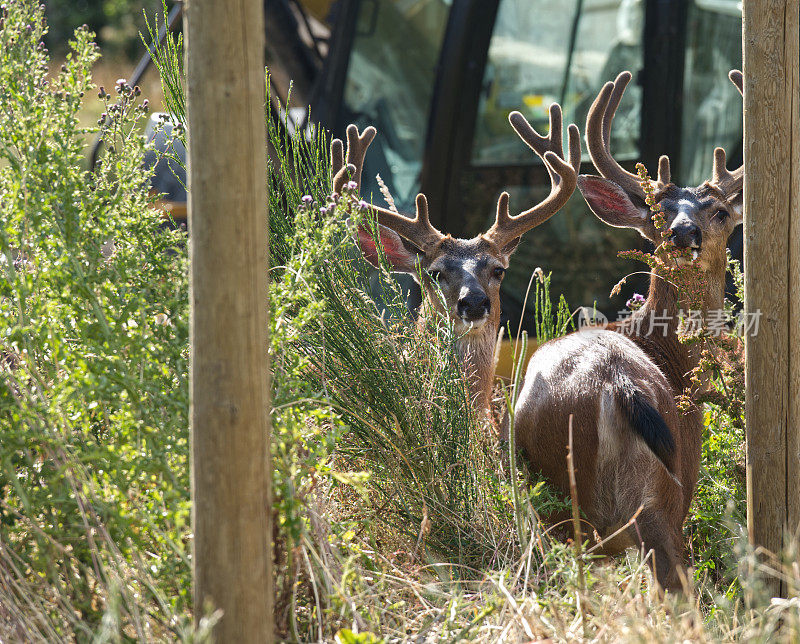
185;0;273;639
742;0;799;598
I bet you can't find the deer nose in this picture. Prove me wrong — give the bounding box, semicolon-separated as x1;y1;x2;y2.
669;222;702;249
457;293;491;320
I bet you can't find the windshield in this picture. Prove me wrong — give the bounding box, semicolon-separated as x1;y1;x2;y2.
472;0;644;165
341;0;451;211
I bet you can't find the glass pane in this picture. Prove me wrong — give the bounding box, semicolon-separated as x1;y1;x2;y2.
498;185;648;321
341;0;451;211
680;0;742;185
472;0;644;165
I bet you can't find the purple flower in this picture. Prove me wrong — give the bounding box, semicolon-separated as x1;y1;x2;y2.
358;200;369;211
301;195;313;205
319;207;328;215
626;293;646;310
346;180;358;191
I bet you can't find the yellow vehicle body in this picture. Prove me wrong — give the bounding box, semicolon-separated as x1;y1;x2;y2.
494;338;537;382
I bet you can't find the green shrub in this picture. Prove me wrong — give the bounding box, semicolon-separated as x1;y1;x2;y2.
0;1;190;635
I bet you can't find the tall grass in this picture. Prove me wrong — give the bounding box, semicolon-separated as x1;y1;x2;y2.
145;20;786;640
265;110;529;568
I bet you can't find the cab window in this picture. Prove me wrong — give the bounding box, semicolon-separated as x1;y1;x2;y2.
472;0;644;165
680;0;743;185
341;0;451;210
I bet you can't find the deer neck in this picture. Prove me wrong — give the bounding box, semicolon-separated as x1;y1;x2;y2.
627;261;726;393
419;301;499;413
456;322;499;412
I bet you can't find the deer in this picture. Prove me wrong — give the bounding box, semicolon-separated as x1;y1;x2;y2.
510;70;744;592
330;105;580;414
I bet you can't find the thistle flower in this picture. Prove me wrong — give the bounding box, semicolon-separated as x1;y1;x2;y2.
346;180;358;191
301;195;313;205
626;293;645;311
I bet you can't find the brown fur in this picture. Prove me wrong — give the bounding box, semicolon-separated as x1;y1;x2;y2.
512;70;744;592
413;235;507;411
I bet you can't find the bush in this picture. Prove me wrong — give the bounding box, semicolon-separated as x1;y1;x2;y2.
0;2;191;636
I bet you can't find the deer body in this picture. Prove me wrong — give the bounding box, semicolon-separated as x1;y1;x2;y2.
512;71;744;591
516;329;685;557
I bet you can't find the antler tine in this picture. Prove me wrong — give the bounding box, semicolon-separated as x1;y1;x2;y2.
705;71;743;198
709;146;743;197
332;124;376;195
657;155;671;185
330;138;344;178
509;104;565;185
486;114;580;247
369;193;443;250
566;122;581;174
586;71;649;198
332;123;444;251
729;69;743;96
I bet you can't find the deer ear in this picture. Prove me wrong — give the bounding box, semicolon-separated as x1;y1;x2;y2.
577;175;652;232
500;236;522;260
356;223;424;273
729;191;743;225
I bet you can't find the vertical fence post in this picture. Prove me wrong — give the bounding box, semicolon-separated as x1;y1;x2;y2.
185;0;273;639
743;0;800;598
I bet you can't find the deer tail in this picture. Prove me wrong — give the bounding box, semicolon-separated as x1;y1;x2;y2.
614;379;676;474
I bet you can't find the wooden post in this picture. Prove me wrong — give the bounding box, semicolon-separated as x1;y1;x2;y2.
185;0;273;639
743;0;800;598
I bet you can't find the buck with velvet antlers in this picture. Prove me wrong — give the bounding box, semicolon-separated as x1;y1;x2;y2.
511;70;744;592
332;106;580;413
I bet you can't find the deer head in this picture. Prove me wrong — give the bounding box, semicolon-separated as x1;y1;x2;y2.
577;71;743;281
334;106;580;336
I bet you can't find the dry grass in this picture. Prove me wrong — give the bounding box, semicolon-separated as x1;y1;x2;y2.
283;471;800;643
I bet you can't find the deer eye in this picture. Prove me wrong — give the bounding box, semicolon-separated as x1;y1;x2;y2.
714;208;730;221
493;267;506;280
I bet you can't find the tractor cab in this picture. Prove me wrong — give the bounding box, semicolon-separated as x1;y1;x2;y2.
142;0;744;331
273;0;744;330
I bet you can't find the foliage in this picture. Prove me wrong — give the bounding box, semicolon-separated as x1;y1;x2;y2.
262;110;567;639
0;2;191;636
142;0;184;125
612;162;748;595
0;1;792;641
530;267;574;344
617;162;706;310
